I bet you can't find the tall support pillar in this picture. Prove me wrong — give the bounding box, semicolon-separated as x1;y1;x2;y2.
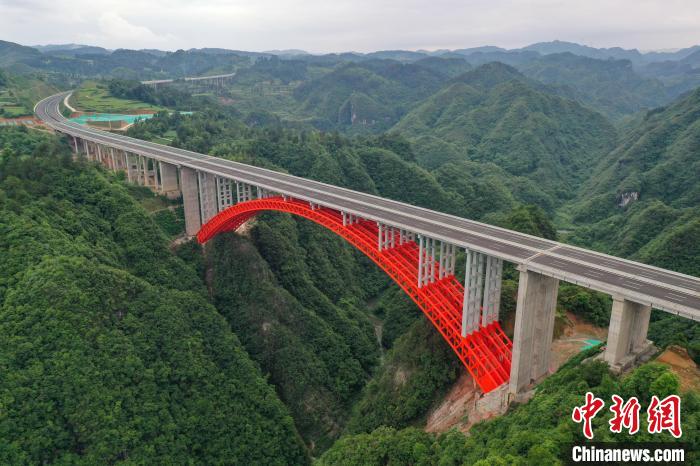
438;243;456;279
109;147;117;172
482;257;503;326
198;171;217;223
125;153;135;182
235;182;254;203
180;167;202;236
119;150;129;171
153;160;161;191
83;140;90;160
145;158;156;188
216;176;234;211
417;235;435;288
604;298;653;372
159;161;180;198
462;250;485;336
136;155;146;185
509;269;559;395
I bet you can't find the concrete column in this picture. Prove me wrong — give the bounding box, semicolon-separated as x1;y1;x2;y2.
216;177;234;210
482;257;503;326
462;250;485;336
418;235;425;287
159;162;180;198
109;147;117;172
198;171;218;223
604;298;652;371
153;160;161;191
236;181;254;203
509;269;559;395
181;167;202;236
417;236;435;288
136;155;145;185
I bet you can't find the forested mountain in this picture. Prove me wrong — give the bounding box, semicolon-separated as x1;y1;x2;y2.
294;60;446;132
567;86;700;267
393;63;617;198
520;53;670;119
0;128;307;464
2;37;699;121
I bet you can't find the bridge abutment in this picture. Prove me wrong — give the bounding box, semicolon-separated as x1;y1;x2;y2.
509;269;559;395
603;297;654;373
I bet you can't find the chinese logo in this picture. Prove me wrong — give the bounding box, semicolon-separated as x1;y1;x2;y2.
571;392;682;439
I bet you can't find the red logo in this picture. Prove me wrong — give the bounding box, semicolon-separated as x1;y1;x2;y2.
573;393;682;439
572;392;606;439
609;395;641;435
647;395;682;438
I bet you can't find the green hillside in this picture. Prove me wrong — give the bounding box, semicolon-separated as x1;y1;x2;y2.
520;53;670;119
0;68;58;117
567;87;700;259
0;127;308;464
294;61;446;132
393;63;617;199
320;351;698;465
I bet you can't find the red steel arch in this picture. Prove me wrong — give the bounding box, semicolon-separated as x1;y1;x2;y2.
197;196;512;392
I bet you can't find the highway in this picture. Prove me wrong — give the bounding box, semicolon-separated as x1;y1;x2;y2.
142;73;236;86
35;91;700;321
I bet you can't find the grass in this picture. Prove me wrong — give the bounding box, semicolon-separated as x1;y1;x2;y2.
0;89;30;117
72;81;164;114
0;76;57;118
1;105;30;117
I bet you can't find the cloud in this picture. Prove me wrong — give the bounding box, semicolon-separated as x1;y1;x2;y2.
91;12;176;48
0;0;699;53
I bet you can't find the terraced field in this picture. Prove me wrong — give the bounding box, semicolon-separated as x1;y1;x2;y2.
71;81;163;113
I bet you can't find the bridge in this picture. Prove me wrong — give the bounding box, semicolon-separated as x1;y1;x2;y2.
35;91;700;396
141;73;236;88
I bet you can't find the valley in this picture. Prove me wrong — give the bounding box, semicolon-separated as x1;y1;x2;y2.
0;35;698;464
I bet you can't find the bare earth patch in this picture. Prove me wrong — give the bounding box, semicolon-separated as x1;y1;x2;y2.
656;345;700;392
425;372;479;433
550;312;607;372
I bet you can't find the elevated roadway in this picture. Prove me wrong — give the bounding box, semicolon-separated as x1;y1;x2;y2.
35;91;700;322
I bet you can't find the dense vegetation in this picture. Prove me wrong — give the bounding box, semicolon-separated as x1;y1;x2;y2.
319;349;698;465
108;79;210;110
0;128;307;464
393;63;617;198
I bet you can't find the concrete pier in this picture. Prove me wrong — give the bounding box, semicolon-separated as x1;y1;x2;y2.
509;269;559;395
198;171;218;223
604;298;653;372
159;162;180;198
181;167;202;236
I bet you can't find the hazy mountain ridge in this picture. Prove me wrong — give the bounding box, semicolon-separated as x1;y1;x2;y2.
393;62;617;197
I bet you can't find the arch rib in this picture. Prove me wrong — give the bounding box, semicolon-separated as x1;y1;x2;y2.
197;197;512;393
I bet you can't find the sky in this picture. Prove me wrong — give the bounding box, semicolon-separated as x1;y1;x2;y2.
1;0;699;53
